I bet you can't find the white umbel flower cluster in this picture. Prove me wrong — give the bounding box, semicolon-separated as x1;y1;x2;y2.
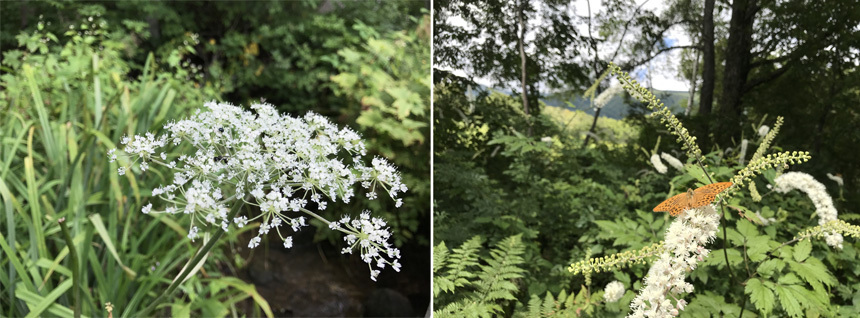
773;172;842;249
629;205;720;318
329;210;402;281
604;280;625;303
650;153;668;174
109;101;406;280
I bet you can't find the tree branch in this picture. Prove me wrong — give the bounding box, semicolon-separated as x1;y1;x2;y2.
619;45;701;71
743;63;791;93
608;0;653;62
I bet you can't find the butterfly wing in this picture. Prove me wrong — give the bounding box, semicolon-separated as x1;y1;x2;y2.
691;182;733;207
653;192;689;216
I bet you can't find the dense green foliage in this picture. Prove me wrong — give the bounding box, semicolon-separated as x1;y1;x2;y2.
434;0;859;315
433;70;860;316
1;1;429;316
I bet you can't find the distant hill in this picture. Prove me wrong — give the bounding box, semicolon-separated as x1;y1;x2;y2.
541;90;690;120
468;84;690;120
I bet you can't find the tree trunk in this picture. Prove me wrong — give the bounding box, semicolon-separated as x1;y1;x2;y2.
518;0;529;117
719;0;758;131
698;0;715;116
686;48;699;116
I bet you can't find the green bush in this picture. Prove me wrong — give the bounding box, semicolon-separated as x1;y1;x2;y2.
0;14;273;317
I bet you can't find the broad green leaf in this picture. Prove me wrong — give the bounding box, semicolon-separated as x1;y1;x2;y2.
778;273;802;285
747;235;771;262
774;284;803;318
737;219;759;238
746;278;775;315
757;259;785;278
793;240;812;262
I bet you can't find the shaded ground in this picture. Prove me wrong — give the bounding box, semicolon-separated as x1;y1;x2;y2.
227;226;430;317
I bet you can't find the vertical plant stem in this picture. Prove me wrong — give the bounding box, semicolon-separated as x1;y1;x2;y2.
139;198;247;316
59;218;81;318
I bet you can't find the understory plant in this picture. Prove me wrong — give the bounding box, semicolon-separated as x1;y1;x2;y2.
0;11;408;317
432;63;859;317
565;63;860;317
111;101;406;314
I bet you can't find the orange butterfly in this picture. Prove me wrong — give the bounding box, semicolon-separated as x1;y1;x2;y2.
653;182;733;216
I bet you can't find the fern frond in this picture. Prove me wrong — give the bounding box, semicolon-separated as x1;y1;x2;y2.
476;234;526;305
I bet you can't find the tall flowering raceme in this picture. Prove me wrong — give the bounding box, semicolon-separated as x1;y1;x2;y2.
628;205;721;318
109;101;405;281
650;153;668;174
660;152;684;171
772;172;842;249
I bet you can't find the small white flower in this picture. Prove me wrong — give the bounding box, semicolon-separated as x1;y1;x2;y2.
187;226;199;242
118;167;126;175
233;216;248;228
248;236;261;249
142;203;152;214
603;281;625;303
283;236;293;249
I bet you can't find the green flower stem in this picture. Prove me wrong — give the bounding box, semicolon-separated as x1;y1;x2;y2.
58;218;80;318
140;196;248;316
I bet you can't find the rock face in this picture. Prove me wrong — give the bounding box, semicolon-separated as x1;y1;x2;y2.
232;227;429;317
243;241;365;317
363;288;414;317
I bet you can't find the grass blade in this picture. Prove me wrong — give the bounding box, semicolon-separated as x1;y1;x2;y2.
88;214;137;278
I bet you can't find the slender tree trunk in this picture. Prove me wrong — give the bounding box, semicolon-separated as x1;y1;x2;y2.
584;86;603;147
583;0;601;147
686;48;699;116
518;0;529;117
699;0;715;116
719;0;758;129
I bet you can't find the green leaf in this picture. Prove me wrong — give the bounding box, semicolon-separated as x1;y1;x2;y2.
746;278;775;315
21;279;72;318
747;235;772;262
774;284;803;318
736;219;759;238
757;259;785;278
793;240;811;262
211;277;274;317
172;302;191;318
778;273;802;285
788;258;836;288
89;214;137;278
